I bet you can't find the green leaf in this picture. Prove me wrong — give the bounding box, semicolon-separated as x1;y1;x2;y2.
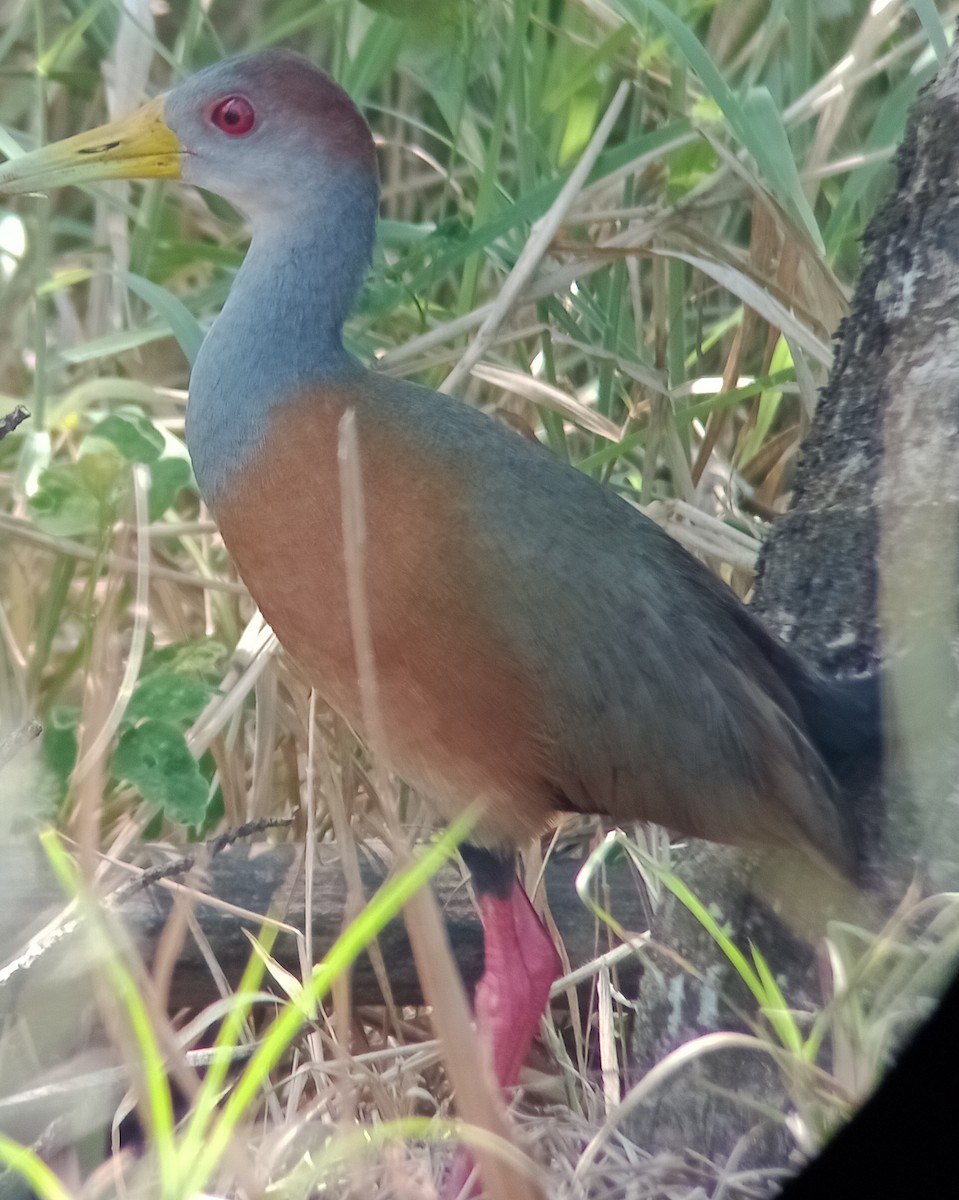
358;0;443;17
76;450;126;501
141;639;226;679
542;24;635;114
126;674;215;727
193;758;225;839
183;812;475;1189
148;456;194;520
559;87;602;165
339;12;405;100
740;87;823;252
37;267;95;296
60;325;186;365
119;271;205;366
39;0;114;71
61;0;117;56
113;720;209;825
28;463;111;537
740;338;792;463
150;240;245;276
85;413;165;464
666;137;720;200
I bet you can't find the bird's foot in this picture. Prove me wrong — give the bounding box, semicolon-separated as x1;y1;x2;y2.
473;883;562;1088
443;881;561;1198
444;1152;478;1200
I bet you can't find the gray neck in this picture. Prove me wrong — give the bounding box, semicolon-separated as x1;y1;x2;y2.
185;168;377;501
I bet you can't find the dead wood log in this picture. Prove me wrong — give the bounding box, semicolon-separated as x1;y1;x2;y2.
0;841;646;1016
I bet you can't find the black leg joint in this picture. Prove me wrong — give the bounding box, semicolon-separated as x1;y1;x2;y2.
459;843;517;900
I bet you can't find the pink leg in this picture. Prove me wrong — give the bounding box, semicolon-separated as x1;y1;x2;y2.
446;881;561;1198
473;885;562;1088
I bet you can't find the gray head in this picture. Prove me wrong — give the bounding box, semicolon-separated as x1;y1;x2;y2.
164;51;378;227
0;49;378;234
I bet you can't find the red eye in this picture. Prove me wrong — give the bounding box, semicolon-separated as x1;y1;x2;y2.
210;95;256;136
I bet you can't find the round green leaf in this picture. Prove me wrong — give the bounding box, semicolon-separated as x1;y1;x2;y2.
113;720;209;825
86;413;164;464
149;457;194;520
127;674;214;727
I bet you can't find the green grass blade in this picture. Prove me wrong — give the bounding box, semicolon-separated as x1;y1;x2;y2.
0;1135;72;1200
39;830;178;1195
339;13;405;100
750;942;803;1055
614;0;822;246
120;271;204;366
176;924;276;1175
182;813;473;1193
740;87;823;251
909;0;949;65
612;0;745;131
373;122;691;315
603;832;810;1052
824;63;933;258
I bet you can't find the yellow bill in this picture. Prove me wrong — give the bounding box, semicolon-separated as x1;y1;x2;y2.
0;96;182;194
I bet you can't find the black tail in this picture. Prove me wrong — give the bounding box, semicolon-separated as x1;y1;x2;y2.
727;599;883;876
789;667;884;883
792;670;883;785
725;596;883;784
716;590;884;881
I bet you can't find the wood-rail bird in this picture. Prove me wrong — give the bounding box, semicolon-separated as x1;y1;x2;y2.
0;48;880;1182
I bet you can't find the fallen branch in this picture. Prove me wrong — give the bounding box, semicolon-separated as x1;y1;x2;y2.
0;405;29;441
0;842;647;1014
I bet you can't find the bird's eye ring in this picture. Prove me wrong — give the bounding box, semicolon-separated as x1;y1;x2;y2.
210;96;256;136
